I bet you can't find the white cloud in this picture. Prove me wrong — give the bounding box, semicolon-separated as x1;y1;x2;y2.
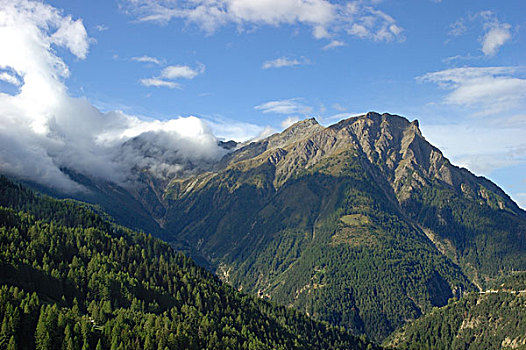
140;64;205;88
205;117;268;142
255;98;313;115
161;64;205;79
481;22;511;56
0;0;234;192
139;78;180;88
476;11;512;56
122;0;404;43
322;39;345;50
417;67;526;115
262;56;309;69
322;112;357;123
448;11;513;57
96;24;108;31
494;114;526;128
131;55;162;65
332;103;347;112
49;16;90;59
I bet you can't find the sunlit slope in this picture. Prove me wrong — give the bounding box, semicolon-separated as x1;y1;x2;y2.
163;112;526;340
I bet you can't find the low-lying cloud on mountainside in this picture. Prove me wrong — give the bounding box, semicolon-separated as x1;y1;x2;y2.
0;0;229;192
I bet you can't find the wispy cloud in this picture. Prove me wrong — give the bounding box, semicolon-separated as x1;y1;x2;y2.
281;116;300;128
204;116;270;142
448;11;513;57
475;10;512;56
262;56;309;69
323;40;345;50
255;98;313;115
131;55;163;65
417;66;526;115
448;19;466;37
140;64;205;88
139;78;180;89
422;123;526;176
481;22;511;56
96;24;108;32
121;0;404;43
161;64;205;79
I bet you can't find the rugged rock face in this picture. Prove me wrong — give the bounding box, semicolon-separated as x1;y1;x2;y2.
330;113;519;212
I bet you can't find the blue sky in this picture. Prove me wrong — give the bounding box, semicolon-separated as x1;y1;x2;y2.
0;0;525;207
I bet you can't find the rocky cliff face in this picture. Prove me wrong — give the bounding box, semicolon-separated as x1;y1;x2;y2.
329;113;520;212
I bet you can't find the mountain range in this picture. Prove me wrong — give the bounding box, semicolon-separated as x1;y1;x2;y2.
9;112;526;343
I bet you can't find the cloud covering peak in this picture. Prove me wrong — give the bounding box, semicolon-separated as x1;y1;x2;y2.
0;0;227;192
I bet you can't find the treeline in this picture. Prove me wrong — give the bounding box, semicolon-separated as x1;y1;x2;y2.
0;176;377;350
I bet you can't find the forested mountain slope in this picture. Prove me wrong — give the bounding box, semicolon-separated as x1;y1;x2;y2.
160;112;526;341
0;176;377;350
385;272;526;349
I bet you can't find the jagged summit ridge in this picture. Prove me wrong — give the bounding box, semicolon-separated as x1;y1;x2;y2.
276;112;520;213
171;111;522;215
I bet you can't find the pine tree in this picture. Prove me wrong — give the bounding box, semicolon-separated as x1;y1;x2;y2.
7;335;16;350
35;307;51;350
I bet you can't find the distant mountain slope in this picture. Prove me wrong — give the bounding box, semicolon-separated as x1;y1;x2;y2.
160;112;526;341
0;176;377;350
384;273;526;349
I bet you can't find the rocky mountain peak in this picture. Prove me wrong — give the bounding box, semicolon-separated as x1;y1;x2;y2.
172;111;522;216
267;117;323;149
325;112;521;214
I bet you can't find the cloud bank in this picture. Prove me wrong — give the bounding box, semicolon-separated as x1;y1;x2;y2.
122;0;404;43
0;0;227;192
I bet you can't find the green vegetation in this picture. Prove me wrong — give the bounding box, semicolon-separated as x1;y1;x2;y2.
491;271;526;292
385;274;526;349
403;184;526;287
164;152;474;342
0;176;377;349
